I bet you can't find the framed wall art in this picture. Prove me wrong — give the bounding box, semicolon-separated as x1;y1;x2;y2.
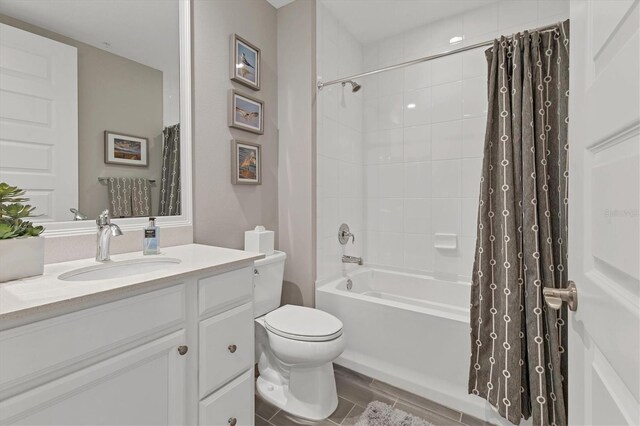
104;131;148;167
231;33;260;90
231;139;261;185
229;89;264;134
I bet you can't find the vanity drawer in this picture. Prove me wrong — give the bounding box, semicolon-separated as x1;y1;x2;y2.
0;285;185;394
199;302;253;398
198;267;253;317
199;369;253;426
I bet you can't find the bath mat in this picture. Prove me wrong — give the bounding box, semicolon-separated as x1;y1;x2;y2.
355;401;432;426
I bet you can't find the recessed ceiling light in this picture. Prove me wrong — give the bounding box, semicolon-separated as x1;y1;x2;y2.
407;103;416;109
449;36;464;44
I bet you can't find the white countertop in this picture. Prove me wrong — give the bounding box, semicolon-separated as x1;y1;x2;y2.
0;244;264;324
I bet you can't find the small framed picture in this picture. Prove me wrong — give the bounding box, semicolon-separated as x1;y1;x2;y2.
231;140;261;185
231;34;260;90
229;89;264;134
104;131;148;167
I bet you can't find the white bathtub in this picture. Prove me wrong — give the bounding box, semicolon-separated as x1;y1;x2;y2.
316;267;495;421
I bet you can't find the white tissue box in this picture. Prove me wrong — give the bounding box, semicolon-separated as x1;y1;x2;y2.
244;226;274;255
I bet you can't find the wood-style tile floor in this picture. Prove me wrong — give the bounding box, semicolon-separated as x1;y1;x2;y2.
255;365;494;426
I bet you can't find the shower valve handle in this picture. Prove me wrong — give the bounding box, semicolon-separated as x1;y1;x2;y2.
338;223;355;245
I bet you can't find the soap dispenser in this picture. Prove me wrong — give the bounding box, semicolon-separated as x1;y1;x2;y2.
143;217;160;255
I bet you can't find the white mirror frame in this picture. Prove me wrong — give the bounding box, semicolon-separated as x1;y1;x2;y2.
42;0;192;237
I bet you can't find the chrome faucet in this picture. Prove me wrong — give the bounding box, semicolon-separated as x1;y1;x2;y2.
96;209;123;262
342;255;363;265
70;208;87;221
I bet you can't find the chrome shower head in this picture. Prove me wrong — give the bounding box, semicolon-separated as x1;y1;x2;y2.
342;80;361;93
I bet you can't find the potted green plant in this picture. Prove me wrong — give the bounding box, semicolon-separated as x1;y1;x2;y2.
0;183;45;282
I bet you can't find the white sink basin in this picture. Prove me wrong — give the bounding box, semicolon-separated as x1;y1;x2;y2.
58;257;182;282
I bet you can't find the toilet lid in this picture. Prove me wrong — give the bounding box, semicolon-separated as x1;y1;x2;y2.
264;305;343;342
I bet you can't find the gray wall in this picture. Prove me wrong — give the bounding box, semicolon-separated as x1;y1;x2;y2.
192;0;279;249
0;14;164;219
78;48;163;218
277;0;316;307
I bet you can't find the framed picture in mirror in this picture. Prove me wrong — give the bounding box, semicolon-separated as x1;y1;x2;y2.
104;131;149;167
230;33;260;90
231;140;261;185
229;90;264;134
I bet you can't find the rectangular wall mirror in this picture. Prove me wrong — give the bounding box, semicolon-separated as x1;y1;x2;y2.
0;0;192;235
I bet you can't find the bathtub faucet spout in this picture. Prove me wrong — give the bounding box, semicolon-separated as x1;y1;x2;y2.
342;255;363;265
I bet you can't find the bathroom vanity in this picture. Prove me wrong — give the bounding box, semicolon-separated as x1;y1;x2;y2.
0;244;262;425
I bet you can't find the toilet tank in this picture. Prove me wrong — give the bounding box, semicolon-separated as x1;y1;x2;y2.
253;250;286;317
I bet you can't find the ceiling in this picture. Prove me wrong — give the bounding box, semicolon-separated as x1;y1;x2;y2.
0;0;179;76
266;0;296;8
322;0;494;44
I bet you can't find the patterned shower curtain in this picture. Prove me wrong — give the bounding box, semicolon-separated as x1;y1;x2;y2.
468;21;569;426
159;124;181;216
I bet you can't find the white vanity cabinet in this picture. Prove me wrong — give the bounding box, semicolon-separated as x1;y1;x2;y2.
0;245;261;426
0;331;187;425
0;285;189;425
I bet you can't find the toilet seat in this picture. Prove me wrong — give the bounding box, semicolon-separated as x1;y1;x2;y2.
264;305;343;342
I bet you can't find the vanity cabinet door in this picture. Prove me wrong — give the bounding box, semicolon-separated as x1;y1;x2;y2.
0;284;186;395
0;330;187;425
199;369;253;426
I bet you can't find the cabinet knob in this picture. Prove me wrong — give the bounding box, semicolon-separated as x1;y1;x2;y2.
228;418;237;426
228;344;237;353
177;345;188;355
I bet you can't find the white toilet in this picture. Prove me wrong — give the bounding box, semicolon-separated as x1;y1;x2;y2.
253;251;346;421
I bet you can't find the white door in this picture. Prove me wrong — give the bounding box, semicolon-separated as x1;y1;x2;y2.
0;331;187;425
0;23;77;222
568;1;640;425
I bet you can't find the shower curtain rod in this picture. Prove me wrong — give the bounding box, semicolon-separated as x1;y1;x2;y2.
317;22;561;90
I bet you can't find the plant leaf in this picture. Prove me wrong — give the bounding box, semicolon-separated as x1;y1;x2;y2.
0;183;46;238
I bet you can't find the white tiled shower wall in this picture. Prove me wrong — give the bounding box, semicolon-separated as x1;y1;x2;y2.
316;2;364;282
361;0;570;280
317;0;569;283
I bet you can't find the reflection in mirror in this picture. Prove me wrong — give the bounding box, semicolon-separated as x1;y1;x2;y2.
0;0;181;222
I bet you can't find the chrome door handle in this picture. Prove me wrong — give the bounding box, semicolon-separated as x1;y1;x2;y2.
543;281;578;312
